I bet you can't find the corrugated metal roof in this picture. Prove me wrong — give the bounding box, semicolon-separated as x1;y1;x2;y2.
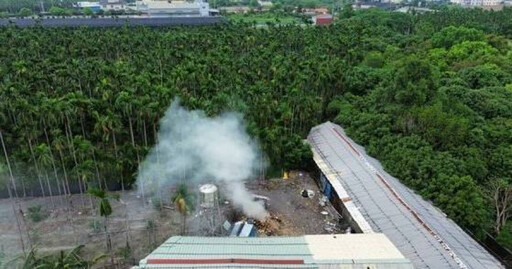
307;121;503;269
139;234;413;268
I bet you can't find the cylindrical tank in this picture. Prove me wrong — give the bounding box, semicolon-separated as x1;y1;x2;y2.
199;184;218;208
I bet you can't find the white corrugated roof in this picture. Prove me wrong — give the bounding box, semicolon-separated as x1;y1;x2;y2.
139;234;412;268
307;121;503;269
304;234;405;260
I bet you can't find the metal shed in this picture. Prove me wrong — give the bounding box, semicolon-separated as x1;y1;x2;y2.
307;121;503;269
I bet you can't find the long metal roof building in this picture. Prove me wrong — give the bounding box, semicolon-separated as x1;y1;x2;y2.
307;121;502;269
138;234;413;268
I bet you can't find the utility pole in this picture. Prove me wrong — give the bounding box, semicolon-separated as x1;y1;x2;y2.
40;1;45;13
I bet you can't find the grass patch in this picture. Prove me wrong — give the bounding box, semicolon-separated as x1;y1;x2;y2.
228;12;301;25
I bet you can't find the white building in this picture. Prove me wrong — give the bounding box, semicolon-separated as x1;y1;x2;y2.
100;0;126;10
451;0;501;6
136;0;210;16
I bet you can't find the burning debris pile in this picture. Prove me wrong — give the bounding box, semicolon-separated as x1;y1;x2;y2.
136;100;268;220
254;214;284;236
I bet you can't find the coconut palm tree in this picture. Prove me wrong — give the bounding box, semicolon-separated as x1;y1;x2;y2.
172;184;194;235
88;188;119;254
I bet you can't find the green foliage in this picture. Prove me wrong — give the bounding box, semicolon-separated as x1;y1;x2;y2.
390;56;438;106
497;221;512;251
17;7;31;17
0;7;512;241
117;243;132;265
431;26;486;48
150;197;163;211
172;184;195;214
49;6;71;16
339;3;354;19
282;135;313;170
422;174;488;231
83;7;93;16
146;219;156;230
27;205;46;223
89;219;102;233
88;189;118;218
22;245;106;269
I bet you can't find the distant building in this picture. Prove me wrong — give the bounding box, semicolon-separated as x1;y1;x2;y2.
136;0;210;16
395;6;433;13
451;0;502;6
100;0;126;10
313;14;333;26
138;234;413;268
258;0;273;8
75;1;102;12
303;7;329;15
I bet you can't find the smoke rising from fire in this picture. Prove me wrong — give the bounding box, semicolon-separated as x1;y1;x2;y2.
136;100;267;219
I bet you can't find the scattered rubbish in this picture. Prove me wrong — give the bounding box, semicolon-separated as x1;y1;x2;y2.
223;220;232;231
301;189;315;198
323;222;338;233
301;190;309;197
319;195;328;206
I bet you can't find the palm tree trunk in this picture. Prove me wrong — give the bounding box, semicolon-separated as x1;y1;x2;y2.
43;123;66;200
27;136;46;198
58;148;72;196
143;119;148;147
66;115;86;208
45;172;55;208
129;116;144;203
112;131;124;191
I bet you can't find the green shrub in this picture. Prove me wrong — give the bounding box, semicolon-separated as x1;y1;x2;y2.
29;228;41;244
89;219;102;233
150;197;162;211
18;8;32;17
27;205;46;223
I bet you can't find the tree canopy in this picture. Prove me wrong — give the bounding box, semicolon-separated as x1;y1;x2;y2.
1;7;512;248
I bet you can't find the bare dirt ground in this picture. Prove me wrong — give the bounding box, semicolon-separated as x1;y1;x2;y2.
0;190;182;268
247;171;347;236
0;171;345;268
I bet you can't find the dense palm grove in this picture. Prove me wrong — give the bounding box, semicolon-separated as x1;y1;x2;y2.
0;7;511;247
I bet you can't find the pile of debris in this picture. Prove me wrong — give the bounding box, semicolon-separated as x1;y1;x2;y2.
254;214;283;236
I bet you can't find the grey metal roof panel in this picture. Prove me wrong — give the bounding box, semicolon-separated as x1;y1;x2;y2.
307;121;503;269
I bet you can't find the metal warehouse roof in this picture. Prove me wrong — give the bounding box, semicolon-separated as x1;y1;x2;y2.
307;121;503;269
138;234;413;268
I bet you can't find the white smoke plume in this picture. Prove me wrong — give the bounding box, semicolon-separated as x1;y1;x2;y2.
136;100;268;219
